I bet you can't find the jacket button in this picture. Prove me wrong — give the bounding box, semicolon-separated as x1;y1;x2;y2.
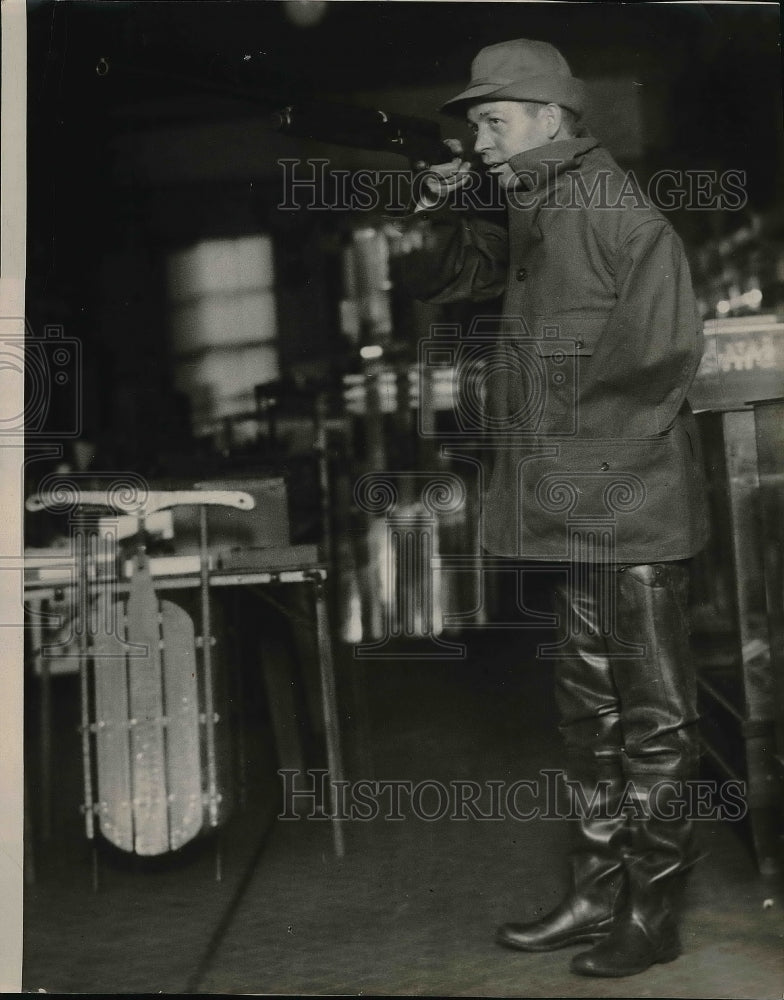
600;462;610;471
515;267;527;281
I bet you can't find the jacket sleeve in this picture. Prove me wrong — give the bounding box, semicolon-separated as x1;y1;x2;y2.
579;218;704;435
397;207;510;304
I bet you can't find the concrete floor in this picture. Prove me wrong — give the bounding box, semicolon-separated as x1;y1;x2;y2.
23;632;784;995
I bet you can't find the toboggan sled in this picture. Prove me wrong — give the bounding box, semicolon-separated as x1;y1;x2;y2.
27;488;255;858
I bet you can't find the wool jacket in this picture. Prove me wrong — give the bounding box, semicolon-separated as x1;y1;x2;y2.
409;135;709;562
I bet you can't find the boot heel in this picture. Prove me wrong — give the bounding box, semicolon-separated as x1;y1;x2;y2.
654;929;681;965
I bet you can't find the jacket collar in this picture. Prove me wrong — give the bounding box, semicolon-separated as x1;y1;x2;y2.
506;135;599;199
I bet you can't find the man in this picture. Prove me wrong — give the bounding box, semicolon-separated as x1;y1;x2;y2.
406;39;709;977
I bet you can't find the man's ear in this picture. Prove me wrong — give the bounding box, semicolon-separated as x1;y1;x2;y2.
542;103;563;140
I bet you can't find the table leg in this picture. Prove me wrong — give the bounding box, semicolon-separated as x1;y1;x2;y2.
722;411;780;874
310;573;345;858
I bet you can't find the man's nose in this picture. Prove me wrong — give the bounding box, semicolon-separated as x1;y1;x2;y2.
473;124;493;153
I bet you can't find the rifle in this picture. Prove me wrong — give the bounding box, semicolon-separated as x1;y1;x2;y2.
95;55;453;168
267;101;452;169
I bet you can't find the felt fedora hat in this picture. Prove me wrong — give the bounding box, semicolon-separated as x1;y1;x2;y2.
441;38;585;117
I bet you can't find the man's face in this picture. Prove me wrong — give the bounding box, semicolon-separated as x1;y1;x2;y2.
466;100;551;186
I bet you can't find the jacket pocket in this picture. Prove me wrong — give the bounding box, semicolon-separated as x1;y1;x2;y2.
527;309;607;357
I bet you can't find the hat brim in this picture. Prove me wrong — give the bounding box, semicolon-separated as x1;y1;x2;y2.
440;78;585;118
439;83;509;116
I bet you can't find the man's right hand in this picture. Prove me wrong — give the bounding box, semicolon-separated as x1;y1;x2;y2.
420;138;474;204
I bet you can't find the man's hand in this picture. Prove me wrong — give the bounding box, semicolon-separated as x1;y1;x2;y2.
420;138;474;204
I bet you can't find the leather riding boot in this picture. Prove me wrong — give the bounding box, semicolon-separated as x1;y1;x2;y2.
571;865;684;977
571;777;695;977
496;762;628;951
497;571;629;952
571;562;700;978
